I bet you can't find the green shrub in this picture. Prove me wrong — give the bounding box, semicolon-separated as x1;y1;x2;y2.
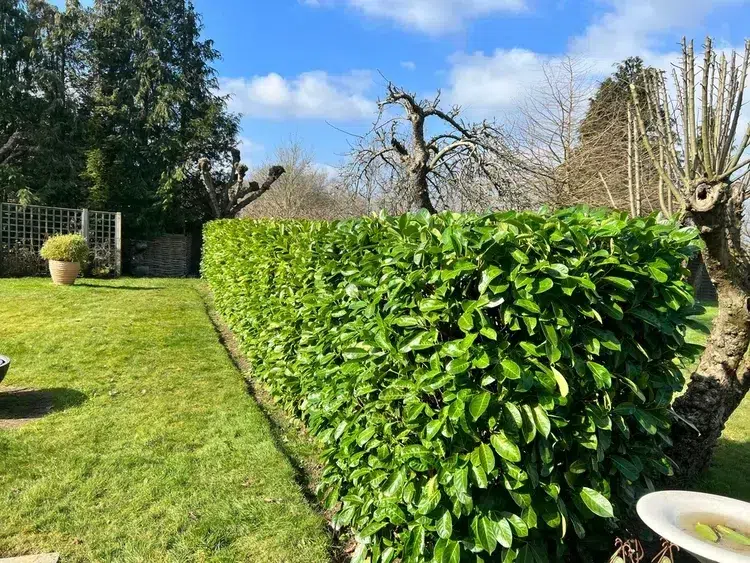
40;233;89;263
202;209;703;562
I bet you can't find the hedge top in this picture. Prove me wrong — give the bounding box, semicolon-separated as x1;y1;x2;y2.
202;208;704;563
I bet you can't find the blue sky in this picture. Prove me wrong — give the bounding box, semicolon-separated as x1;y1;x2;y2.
54;0;750;170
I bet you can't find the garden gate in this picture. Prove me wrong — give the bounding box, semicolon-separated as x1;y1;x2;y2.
0;203;121;276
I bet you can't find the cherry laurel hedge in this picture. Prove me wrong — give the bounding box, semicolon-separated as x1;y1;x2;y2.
202;209;704;563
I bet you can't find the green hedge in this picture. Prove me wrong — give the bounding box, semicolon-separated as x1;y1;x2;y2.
202;209;703;562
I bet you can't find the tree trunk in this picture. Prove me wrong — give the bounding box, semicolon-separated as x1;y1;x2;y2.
669;282;750;480
668;182;750;482
415;172;436;214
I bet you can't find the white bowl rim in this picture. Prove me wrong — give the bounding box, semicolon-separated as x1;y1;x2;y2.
637;490;750;563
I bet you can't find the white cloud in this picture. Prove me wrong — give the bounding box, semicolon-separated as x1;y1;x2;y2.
311;0;526;33
220;71;377;121
446;48;548;114
444;0;746;117
568;0;743;73
401;61;417;71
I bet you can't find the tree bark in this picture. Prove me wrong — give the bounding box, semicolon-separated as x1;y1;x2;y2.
198;157;222;218
669;181;750;481
414;170;436;214
0;130;23;166
669;283;750;480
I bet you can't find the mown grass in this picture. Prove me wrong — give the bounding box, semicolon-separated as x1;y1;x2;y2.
0;278;330;562
685;305;750;501
0;279;746;563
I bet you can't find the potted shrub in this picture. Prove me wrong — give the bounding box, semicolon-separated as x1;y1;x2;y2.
40;234;89;285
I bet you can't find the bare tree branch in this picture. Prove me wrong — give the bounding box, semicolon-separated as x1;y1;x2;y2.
0;130;25;166
196;148;286;218
343;81;523;213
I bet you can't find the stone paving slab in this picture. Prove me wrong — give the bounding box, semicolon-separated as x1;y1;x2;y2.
0;554;59;563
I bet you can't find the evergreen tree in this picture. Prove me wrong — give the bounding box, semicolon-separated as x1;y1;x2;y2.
574;57;662;212
1;0;239;236
83;0;238;235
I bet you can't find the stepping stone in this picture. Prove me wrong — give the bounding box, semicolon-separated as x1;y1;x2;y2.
0;555;59;563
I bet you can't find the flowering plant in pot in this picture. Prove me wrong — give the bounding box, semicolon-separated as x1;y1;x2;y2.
40;234;89;285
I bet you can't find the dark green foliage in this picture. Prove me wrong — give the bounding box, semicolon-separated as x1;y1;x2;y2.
203;208;703;562
83;0;239;235
0;0;238;236
0;0;89;207
579;57;654;144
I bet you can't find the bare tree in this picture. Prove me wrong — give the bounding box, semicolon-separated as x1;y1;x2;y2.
243;140;362;220
197;147;285;218
630;37;750;480
518;56;665;214
516;56;597;206
344;81;522;213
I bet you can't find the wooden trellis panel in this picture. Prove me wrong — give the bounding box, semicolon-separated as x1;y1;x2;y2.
0;203;121;276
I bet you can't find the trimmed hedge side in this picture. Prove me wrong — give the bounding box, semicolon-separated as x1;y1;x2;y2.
202;209;703;562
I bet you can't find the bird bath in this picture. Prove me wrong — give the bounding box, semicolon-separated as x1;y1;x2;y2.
0;355;9;384
637;491;750;563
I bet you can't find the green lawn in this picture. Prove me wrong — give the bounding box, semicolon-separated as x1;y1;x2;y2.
0;281;747;562
0;278;330;562
685;305;750;501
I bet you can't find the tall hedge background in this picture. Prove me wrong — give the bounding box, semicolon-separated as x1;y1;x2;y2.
202;209;704;563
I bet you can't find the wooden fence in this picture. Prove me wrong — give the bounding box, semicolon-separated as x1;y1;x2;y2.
0;202;121;276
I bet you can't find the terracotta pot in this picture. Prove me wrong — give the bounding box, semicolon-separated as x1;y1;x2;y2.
49;260;81;285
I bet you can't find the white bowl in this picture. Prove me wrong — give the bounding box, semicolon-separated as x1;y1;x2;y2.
637;491;750;563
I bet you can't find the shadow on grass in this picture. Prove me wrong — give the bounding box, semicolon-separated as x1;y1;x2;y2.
75;282;163;291
198;290;319;505
0;387;87;428
695;437;750;502
197;286;351;562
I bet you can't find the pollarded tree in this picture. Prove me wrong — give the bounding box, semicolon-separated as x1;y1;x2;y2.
345;82;523;213
197;147;285;218
630;37;750;480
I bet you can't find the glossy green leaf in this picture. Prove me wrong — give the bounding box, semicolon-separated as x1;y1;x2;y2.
580;487;614;518
472;442;496;475
472;515;499;554
551;367;569;397
469;392;491;421
603;276;635;291
496;517;514;548
532;405;551;438
511;249;530;265
516;299;541;314
442;540;461;563
491;431;522;462
436;508;453;540
586;361;612;389
535;278;554;294
502;358;521;380
611;455;640;481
